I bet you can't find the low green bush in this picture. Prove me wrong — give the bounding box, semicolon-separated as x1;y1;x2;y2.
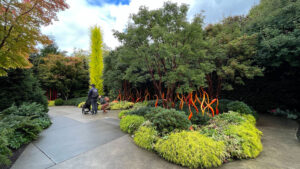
63;97;87;106
54;99;64;106
147;99;163;107
110;101;134;110
132;102;148;109
155;131;226;169
147;108;191;135
134;126;158;151
127;106;156;117
217;99;233;114
118;110;130;119
227;101;258;118
0;129;12;166
120;115;145;134
0;103;51;166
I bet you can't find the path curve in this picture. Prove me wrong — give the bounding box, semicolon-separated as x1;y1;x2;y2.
11;107;300;169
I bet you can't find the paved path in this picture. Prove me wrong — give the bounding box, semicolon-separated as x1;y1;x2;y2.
11;107;300;169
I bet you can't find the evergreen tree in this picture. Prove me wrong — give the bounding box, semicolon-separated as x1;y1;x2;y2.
89;26;104;95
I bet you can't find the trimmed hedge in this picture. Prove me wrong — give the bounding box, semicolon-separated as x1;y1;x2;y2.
120;115;145;134
155;131;226;169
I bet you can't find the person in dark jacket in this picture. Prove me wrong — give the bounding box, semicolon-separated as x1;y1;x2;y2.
88;84;99;114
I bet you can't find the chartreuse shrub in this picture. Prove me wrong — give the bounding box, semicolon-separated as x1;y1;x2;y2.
118;110;130;119
48;100;55;107
110;101;134;110
54;98;64;106
120;115;145;134
200;111;262;159
155;131;226;168
134;126;158;151
77;102;86;108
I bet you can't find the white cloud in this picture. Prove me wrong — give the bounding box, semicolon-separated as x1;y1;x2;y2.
41;0;259;54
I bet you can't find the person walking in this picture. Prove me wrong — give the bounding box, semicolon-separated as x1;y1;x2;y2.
88;84;99;114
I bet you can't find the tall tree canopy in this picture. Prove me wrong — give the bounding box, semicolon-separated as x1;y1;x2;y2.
0;0;68;76
113;2;213;102
204;16;263;97
90;26;104;95
38;54;89;100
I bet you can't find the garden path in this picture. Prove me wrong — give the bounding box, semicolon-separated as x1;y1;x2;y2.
11;106;300;169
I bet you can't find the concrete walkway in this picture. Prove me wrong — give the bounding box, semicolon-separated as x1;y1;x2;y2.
11;107;300;169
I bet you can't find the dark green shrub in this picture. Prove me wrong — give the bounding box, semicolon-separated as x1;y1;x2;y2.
63;97;87;106
147;99;163;107
227;101;258;118
120;115;145;134
147;108;191;134
217;99;233;113
179;104;211;125
0;69;48;111
134;126;158;151
155;131;226;168
54;99;64;106
0;129;12;166
127;106;154;117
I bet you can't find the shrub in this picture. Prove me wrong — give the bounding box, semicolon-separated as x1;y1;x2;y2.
217;99;233;114
155;131;226;169
110;101;134;110
77;102;86;108
224;122;263;159
269;108;299;120
200;111;262;159
48;101;55;107
147;108;191;134
0;103;51;166
227;101;258;118
0;129;12;166
120;115;145;134
132;102;148;109
118;110;130;119
127;106;154;117
147;99;163;107
63;97;87;106
134;126;158;151
54;99;64;106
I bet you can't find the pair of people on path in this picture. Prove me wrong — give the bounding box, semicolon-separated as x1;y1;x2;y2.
88;84;109;114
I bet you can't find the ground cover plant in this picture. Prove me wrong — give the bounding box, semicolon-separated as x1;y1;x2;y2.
119;100;262;169
0;103;51;166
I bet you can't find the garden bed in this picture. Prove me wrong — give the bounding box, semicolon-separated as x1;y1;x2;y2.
118;101;263;169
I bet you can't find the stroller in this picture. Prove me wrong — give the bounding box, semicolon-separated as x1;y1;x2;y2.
82;98;91;114
82;98;99;114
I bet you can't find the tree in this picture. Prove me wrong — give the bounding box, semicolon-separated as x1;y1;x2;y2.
204;16;264;98
114;2;213;102
38;54;89;100
89;26;104;95
0;0;68;76
0;69;48;111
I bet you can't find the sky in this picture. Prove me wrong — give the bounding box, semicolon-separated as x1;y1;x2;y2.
41;0;260;54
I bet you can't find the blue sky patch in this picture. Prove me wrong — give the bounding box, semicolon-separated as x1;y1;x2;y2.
87;0;130;6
